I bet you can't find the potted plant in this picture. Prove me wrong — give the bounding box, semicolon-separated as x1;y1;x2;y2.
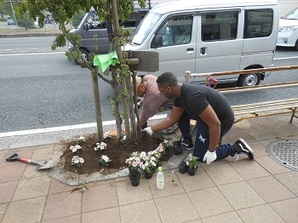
125;152;142;186
139;153;158;179
185;154;198;176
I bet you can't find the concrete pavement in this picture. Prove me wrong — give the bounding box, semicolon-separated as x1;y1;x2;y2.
0;114;298;222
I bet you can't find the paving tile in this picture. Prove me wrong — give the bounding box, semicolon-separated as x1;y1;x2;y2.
218;181;265;210
31;145;55;160
203;163;243;185
244;140;268;157
201;211;243;223
42;191;82;221
255;155;292;175
119;200;161;223
22;164;49;178
43;214;81;223
0;181;18;203
186;220;202;223
82;181;118;212
2;196;46;223
48;178;73;194
274;171;298;196
270;197;298;223
82;207;121;223
155;193;199;223
247;176;296;203
12;175;51;201
188;187;233;218
229;159;270;180
147;170;185;198
237;204;285;223
0;203;8;223
0;164;25;184
116;177;152;206
176;168;215;192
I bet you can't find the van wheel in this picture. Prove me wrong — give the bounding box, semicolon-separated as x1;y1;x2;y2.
237;73;261;87
74;49;89;65
295;40;298;51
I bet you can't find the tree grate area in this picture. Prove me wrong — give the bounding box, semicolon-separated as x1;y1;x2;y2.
267;139;298;171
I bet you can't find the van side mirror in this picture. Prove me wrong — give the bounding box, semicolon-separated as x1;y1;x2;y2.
83;22;89;31
151;35;163;48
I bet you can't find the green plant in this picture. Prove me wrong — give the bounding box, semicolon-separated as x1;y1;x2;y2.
139;153;158;174
99;155;112;166
185;154;198;169
125;151;141;170
71;155;84;167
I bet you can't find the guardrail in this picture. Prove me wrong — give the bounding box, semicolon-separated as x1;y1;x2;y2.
185;65;298;94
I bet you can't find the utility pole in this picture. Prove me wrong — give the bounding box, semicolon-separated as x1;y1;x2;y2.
9;0;18;29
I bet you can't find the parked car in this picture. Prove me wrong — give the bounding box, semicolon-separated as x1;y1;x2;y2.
7;17;16;25
68;2;156;65
276;7;298;50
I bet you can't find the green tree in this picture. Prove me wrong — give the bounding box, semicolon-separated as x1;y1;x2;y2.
17;0;146;143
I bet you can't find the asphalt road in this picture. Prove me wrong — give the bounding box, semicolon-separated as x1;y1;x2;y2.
0;36;297;133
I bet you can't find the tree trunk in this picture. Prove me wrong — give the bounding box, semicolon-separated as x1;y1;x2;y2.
91;69;103;142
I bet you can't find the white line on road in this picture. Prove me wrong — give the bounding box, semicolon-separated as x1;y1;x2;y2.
274;56;298;60
0;114;167;138
0;52;65;57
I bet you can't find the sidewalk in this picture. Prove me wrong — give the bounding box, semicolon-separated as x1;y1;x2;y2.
0;114;297;223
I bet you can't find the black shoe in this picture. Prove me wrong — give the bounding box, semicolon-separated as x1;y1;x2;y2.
173;139;193;152
233;138;254;160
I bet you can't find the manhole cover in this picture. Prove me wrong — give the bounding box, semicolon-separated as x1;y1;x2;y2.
267;139;298;171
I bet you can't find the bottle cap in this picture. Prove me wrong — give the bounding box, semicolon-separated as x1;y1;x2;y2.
158;166;162;172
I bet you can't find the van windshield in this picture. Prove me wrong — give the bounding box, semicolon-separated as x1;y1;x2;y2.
130;12;162;45
281;7;298;20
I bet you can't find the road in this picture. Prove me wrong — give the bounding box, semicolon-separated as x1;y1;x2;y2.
0;37;297;133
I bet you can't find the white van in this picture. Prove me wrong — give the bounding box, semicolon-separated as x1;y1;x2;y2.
277;7;298;50
124;0;279;86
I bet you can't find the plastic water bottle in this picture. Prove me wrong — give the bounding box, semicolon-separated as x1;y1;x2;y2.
156;166;164;189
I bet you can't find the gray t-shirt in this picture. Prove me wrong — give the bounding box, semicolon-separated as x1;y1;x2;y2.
174;84;234;129
140;75;174;120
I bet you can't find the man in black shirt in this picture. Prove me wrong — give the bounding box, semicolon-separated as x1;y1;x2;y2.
143;72;254;164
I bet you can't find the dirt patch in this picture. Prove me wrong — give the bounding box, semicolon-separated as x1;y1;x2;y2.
60;133;176;175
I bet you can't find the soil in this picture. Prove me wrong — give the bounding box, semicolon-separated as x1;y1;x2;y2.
60;132;176;175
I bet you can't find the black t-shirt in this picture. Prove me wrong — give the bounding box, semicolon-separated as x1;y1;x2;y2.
174;84;234;129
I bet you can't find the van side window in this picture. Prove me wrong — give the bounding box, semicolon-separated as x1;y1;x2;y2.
154;15;193;47
244;9;273;38
201;11;238;41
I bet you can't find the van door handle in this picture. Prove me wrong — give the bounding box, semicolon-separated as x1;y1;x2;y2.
200;47;207;55
186;48;194;54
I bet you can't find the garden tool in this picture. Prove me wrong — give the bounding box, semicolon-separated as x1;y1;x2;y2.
5;153;54;170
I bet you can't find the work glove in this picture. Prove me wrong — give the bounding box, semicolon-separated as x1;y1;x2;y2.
142;127;153;137
203;150;217;165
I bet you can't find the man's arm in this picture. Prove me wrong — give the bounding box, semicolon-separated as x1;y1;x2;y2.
198;105;221;151
151;106;184;132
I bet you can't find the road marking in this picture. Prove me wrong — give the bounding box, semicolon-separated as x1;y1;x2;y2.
0;114;167;138
274;56;298;60
0;52;65;57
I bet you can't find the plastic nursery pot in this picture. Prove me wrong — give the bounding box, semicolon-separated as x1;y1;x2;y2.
129;171;141;186
187;167;197;176
144;170;153;179
178;161;188;174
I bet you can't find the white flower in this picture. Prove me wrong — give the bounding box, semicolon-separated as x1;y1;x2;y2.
71;155;84;167
70;144;82;153
94;142;107;151
99;155;111;166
